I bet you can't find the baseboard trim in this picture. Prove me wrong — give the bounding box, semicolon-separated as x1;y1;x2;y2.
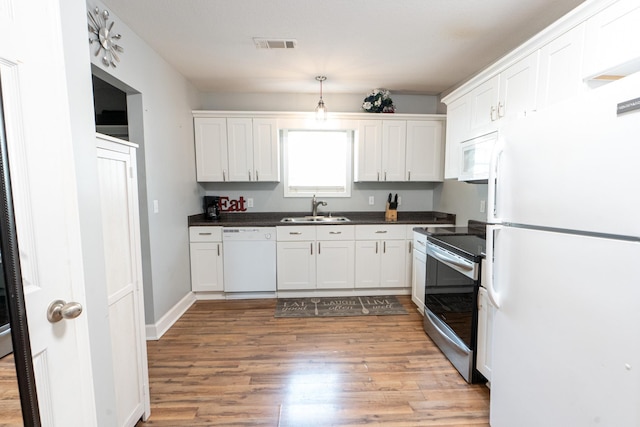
145;292;196;341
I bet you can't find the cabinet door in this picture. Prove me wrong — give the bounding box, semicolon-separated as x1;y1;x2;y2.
227;118;254;181
354;240;380;288
190;242;224;291
537;24;586;110
498;52;539;120
379;239;406;287
381;120;406;181
276;241;316;290
194;117;228;182
253;118;280;182
469;75;500;139
355;120;383;181
444;95;471;179
405;120;443;182
476;287;495;381
316;240;355;289
583;0;640;79
411;248;426;314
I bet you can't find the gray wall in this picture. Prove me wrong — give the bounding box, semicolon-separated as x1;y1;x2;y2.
88;0;201;326
433;180;488;226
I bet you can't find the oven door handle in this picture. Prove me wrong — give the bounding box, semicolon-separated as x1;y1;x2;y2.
425;309;470;354
427;243;473;272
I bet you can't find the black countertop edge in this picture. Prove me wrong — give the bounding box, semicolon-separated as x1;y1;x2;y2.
188;211;456;227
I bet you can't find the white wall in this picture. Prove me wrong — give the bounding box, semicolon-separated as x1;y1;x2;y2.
87;1;201;326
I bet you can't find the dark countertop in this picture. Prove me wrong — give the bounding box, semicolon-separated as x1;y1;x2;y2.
188;211;456;227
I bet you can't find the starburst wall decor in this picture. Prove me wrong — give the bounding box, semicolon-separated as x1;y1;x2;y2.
88;7;124;68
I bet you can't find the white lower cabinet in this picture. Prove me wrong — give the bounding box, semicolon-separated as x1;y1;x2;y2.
477;260;495;381
354;225;406;288
277;226;355;290
189;226;224;291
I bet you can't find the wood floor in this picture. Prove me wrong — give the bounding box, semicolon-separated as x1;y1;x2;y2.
0;353;22;427
136;296;490;426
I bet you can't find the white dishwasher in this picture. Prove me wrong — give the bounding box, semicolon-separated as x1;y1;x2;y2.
222;227;277;294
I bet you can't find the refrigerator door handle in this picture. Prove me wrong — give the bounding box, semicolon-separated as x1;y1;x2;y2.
487;137;504;223
486;225;502;309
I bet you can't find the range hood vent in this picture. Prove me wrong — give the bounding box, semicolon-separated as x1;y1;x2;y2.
253;38;297;49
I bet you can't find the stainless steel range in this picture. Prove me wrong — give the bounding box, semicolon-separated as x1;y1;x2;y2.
422;229;486;384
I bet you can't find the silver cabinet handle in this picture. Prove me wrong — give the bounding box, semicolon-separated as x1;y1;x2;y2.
329;231;342;234
375;230;388;234
377;172;380;182
248;170;252;181
407;170;411;181
256;170;259;181
384;171;387;181
198;232;212;236
310;242;313;255
318;242;321;255
223;170;227;181
289;231;302;235
217;243;221;256
375;241;378;254
383;241;386;253
47;300;83;323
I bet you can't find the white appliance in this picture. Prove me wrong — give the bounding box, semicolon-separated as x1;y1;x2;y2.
485;72;640;426
222;227;277;294
458;131;498;183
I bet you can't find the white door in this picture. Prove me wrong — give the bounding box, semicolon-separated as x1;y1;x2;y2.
0;1;97;424
96;136;150;426
226;118;254;181
381;120;406;181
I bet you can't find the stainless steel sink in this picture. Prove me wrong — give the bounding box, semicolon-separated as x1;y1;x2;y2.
280;216;350;223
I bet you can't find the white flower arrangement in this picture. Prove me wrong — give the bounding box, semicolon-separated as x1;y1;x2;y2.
362;88;395;113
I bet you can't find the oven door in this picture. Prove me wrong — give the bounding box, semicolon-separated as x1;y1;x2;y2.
424;241;479;382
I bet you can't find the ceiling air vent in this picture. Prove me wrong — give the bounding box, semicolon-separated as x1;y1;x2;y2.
253;38;297;49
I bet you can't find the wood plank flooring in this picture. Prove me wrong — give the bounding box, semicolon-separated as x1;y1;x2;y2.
0;354;23;427
136;296;489;426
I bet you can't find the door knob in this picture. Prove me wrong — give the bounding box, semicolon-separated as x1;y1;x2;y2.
47;299;83;323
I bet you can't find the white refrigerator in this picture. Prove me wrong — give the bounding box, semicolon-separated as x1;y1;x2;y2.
485;71;640;426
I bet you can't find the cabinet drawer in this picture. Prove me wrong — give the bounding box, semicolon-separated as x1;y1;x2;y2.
189;226;222;242
276;226;316;241
316;225;355;240
355;224;405;240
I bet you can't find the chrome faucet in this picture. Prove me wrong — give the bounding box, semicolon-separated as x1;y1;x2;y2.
311;194;327;217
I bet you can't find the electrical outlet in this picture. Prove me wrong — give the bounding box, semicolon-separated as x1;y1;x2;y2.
368;196;374;205
247;198;254;208
480;200;486;213
398;196;402;206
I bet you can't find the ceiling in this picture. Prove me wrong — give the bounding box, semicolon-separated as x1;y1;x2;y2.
100;0;585;96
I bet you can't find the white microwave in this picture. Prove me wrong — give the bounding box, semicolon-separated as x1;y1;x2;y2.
458;132;498;183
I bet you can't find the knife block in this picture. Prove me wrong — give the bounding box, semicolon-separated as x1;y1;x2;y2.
385;203;397;222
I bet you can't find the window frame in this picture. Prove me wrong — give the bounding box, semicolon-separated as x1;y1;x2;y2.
282;128;353;198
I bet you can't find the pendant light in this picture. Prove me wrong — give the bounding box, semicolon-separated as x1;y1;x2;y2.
315;76;327;120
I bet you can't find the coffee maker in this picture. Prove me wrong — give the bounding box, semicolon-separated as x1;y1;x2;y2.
203;196;221;221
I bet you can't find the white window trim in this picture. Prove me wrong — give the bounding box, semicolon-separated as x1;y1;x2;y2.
282;129;353;198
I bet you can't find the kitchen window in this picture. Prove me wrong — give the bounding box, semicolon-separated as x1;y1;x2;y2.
282;129;353;197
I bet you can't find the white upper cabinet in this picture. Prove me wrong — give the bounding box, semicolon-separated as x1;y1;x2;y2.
443;95;471;179
194;117;228;182
226;118;254;181
252;118;280;182
194;116;280;182
381;120;407;182
356;118;444;182
583;0;640;80
469;75;500;138
537;24;587;109
405;120;444;182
